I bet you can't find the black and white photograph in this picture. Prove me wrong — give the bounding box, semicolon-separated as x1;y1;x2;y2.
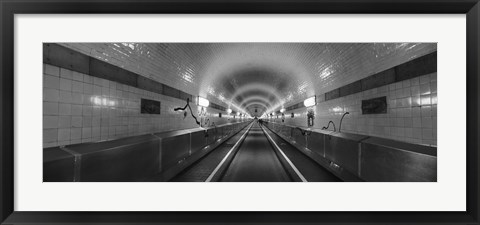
3;0;478;223
43;43;437;182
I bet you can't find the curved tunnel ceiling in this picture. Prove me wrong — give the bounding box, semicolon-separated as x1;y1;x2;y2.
63;43;437;116
243;102;270;115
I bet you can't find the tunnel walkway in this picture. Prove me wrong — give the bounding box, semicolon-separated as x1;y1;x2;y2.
172;121;341;182
220;122;291;182
170;124;252;182
261;125;342;182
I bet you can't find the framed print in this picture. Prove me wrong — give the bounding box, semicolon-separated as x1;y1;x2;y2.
1;0;479;224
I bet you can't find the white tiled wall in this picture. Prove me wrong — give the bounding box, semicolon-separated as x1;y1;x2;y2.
59;43;436;109
43;64;246;148
272;73;437;146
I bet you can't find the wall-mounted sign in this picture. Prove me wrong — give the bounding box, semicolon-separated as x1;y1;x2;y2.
141;98;161;114
362;96;387;114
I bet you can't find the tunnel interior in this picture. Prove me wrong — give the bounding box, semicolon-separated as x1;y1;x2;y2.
43;43;438;182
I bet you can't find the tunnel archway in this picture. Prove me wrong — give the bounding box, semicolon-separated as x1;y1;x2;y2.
197;43;319;114
242;102;270;117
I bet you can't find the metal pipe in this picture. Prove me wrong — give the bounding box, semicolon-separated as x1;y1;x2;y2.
321;121;336;132
339;112;350;133
173;98;201;126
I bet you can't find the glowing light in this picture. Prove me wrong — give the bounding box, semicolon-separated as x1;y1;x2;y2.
332;106;343;113
421;95;431;105
92;96;102;105
198;96;210;107
90;96;116;107
227;108;232;114
280;108;285;113
304;96;316;107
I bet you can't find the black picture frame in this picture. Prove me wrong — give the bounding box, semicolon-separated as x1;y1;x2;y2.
1;0;479;224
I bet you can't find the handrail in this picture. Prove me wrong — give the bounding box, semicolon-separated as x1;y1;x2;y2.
295;127;312;136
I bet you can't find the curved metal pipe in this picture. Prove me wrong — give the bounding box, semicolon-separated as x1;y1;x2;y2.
321;121;336;132
339;112;350;133
173;98;201;126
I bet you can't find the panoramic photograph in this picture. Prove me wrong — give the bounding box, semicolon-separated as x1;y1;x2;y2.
43;43;437;182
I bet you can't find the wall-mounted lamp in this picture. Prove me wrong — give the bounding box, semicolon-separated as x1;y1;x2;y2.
236;112;240;116
198;96;210;107
226;108;232;114
304;96;316;107
272;112;276;116
280;108;286;113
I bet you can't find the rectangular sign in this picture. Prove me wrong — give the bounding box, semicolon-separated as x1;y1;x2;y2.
361;96;387;114
141;98;161;114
